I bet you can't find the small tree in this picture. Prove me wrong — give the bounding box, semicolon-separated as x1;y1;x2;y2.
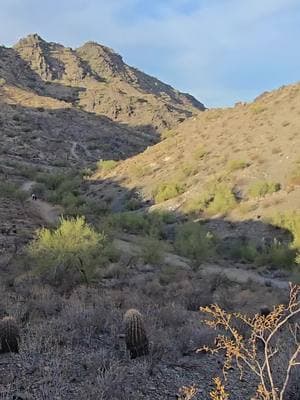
29;216;107;286
200;284;300;400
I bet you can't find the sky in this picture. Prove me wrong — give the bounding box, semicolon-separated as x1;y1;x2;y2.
1;0;300;107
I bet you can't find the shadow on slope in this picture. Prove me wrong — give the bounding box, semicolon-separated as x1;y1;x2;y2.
0;46;85;103
0;102;160;172
84;176;296;274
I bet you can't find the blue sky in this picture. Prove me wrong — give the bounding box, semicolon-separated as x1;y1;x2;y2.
1;0;300;107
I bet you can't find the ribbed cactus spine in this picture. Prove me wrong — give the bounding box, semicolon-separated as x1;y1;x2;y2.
0;316;20;353
124;309;149;359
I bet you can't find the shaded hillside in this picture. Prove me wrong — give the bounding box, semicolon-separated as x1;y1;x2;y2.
12;34;205;132
90;82;300;225
0;33;205;266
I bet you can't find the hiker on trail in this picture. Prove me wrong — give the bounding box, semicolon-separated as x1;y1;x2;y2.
31;193;37;201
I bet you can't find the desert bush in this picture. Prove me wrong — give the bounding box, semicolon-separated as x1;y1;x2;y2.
248;180;281;198
0;182;27;203
36;172;67;190
106;212;149;234
184;183;237;215
226;159;248;173
125;197;143;211
206;185;237;215
97;159;118;173
153;181;185;203
129;164;152;178
28;216;108;287
36;171;85;213
140;236;164;265
183;190;213;214
192;145;208;160
250;104;267;114
225;238;295;268
16;165;37;179
272;211;300;249
174;222;215;263
226;241;258;263
178;163;199;178
255;239;296;268
201;284;300;400
106;210;175;238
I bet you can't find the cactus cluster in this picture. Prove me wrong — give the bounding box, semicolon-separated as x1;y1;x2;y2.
0;311;150;359
0;316;20;353
124;309;149;359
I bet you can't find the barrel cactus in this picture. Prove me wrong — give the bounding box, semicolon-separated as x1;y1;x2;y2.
0;316;20;353
124;309;149;359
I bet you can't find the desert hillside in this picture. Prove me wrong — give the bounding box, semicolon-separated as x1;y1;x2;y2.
13;34;205;131
0;34;299;400
91;82;300;231
0;34;204;171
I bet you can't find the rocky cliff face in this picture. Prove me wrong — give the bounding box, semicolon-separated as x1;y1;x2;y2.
12;34;205;132
0;34;206;174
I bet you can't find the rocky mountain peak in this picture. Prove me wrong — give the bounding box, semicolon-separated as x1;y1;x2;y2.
76;41;128;80
3;34;205;132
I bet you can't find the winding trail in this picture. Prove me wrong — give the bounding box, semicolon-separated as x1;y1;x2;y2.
70;141;80;160
21;181;62;226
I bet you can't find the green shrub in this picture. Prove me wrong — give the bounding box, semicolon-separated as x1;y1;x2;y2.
0;182;27;203
29;216;108;286
174;222;215;263
36;172;66;190
272;211;300;248
178;164;198;178
106;212;149;234
125;197;143;211
106;210;176;238
248;180;281;198
192;145;208;160
227;159;249;173
153;181;185;203
97;159;118;172
184;184;237;215
16;165;37;179
226;238;295;268
36;172;84;213
140;236;164;264
207;185;237;215
250;104;267;114
183;191;213;214
129;164;152;178
80;167;94;179
255;239;296;268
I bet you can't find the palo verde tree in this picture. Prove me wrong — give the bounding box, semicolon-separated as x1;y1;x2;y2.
29;216;108;287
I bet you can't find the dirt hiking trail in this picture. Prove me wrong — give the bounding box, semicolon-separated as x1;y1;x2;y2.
21;181;291;291
21;181;62;226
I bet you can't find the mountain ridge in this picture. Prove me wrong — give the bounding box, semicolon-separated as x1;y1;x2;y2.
11;33;205;132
